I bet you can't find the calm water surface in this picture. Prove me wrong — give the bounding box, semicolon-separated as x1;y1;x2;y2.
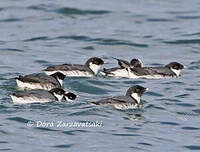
0;0;200;151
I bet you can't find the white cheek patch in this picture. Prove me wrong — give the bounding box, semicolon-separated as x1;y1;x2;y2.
131;93;141;104
89;63;101;75
64;97;74;102
53;93;63;101
57;78;63;86
171;68;181;76
139;59;143;67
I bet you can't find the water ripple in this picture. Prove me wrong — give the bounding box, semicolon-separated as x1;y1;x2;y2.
192;109;200;114
175;94;190;98
56;35;90;41
6;117;30;123
0;141;8;144
147;18;174;22
62;129;89;135
95;38;149;48
123;127;140;131
175;103;195;107
163;39;200;45
182;126;200;130
53;144;74;149
57;7;110;16
184;145;200;150
182;32;200;37
146;91;164;97
0;148;12;151
138;142;152;146
159;121;180;126
112;133;140;137
167;11;197;14
159;98;182;103
0;130;8;135
56;35;149;48
34;60;51;66
82;46;95;50
0;48;24;52
176;15;200;20
0;0;200;151
24;36;50;42
35;127;58;132
0;18;21;22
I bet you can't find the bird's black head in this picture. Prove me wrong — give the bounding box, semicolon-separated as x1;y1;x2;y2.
165;62;184;70
51;72;65;80
130;59;143;68
126;85;148;97
85;57;105;75
85;57;105;66
64;92;77;101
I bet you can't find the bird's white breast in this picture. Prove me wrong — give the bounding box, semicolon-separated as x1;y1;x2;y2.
89;63;101;75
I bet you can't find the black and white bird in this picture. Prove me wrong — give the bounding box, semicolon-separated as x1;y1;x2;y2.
131;62;185;79
10;88;77;104
101;58;142;78
43;57;105;77
15;72;65;91
89;85;148;110
112;57;142;69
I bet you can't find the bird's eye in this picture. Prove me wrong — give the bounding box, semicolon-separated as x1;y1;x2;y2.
174;65;178;69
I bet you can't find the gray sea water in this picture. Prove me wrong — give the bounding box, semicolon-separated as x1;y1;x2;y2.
1;0;200;151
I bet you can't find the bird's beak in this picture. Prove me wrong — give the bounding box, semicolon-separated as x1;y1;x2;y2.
184;66;187;69
145;88;149;91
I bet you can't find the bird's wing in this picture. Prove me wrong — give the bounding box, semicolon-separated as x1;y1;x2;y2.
142;67;174;76
112;57;130;68
102;67;122;75
131;67;174;76
15;90;56;100
44;64;86;71
17;73;59;86
91;96;134;105
16;74;42;83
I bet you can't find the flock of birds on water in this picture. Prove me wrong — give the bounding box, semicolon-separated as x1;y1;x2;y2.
10;57;185;110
